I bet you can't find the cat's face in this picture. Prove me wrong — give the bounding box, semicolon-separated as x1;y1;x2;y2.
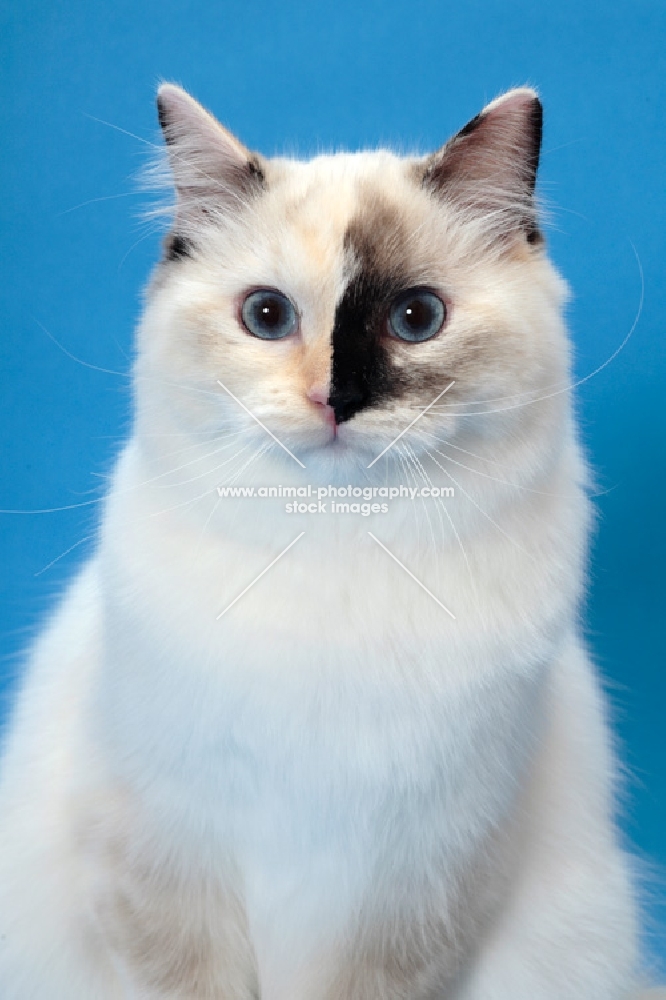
137;86;569;472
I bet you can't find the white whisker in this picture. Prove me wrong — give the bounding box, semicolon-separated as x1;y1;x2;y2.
56;191;140;218
34;534;95;577
148;438;248;488
421;432;590;499
426;452;538;564
402;442;440;571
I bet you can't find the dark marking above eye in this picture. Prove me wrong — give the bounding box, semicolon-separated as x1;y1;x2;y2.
247;157;266;184
526;224;543;246
163;233;194;261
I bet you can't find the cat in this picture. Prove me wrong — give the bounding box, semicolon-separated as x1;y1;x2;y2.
0;82;655;999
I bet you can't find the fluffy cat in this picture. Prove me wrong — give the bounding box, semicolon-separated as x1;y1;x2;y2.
0;83;655;998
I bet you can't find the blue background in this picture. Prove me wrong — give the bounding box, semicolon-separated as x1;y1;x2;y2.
2;0;664;969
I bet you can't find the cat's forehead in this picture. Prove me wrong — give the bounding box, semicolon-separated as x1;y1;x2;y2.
270;150;417;206
263;150;437;281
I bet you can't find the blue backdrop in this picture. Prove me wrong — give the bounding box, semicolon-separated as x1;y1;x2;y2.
2;0;664;967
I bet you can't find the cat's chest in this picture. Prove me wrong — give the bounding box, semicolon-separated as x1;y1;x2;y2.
104;595;532;866
101;508;546;839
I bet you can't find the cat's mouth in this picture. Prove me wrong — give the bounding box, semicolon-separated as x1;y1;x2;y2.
324;411;339;439
305;416;358;456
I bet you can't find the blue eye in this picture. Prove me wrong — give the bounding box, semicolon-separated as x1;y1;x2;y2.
388;288;446;343
241;289;298;340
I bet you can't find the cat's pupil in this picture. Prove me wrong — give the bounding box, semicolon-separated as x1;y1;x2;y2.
257;298;282;328
403;299;431;330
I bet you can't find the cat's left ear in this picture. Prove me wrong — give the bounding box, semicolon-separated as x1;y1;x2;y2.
422;88;543;243
156;83;265;216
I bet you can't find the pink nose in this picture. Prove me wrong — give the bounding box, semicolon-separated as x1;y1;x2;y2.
307;386;330;406
307;385;336;427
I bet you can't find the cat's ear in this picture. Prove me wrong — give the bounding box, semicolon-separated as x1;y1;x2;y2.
156;83;265;216
422;88;543;243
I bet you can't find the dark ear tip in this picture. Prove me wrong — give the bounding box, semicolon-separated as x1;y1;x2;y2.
156;94;169;132
531;95;543;126
529;97;544;180
156;83;184;133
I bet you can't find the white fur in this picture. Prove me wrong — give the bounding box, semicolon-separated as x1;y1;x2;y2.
0;87;651;998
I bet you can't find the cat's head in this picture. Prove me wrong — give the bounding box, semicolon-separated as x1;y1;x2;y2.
136;84;570;475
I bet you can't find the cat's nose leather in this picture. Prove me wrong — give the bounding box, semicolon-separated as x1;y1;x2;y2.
307;385;330;407
307;385;337;427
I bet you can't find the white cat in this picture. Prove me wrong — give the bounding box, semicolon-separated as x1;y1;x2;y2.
0;84;657;998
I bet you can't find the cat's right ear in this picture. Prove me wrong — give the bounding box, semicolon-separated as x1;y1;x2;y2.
156;83;265;217
421;88;543;244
